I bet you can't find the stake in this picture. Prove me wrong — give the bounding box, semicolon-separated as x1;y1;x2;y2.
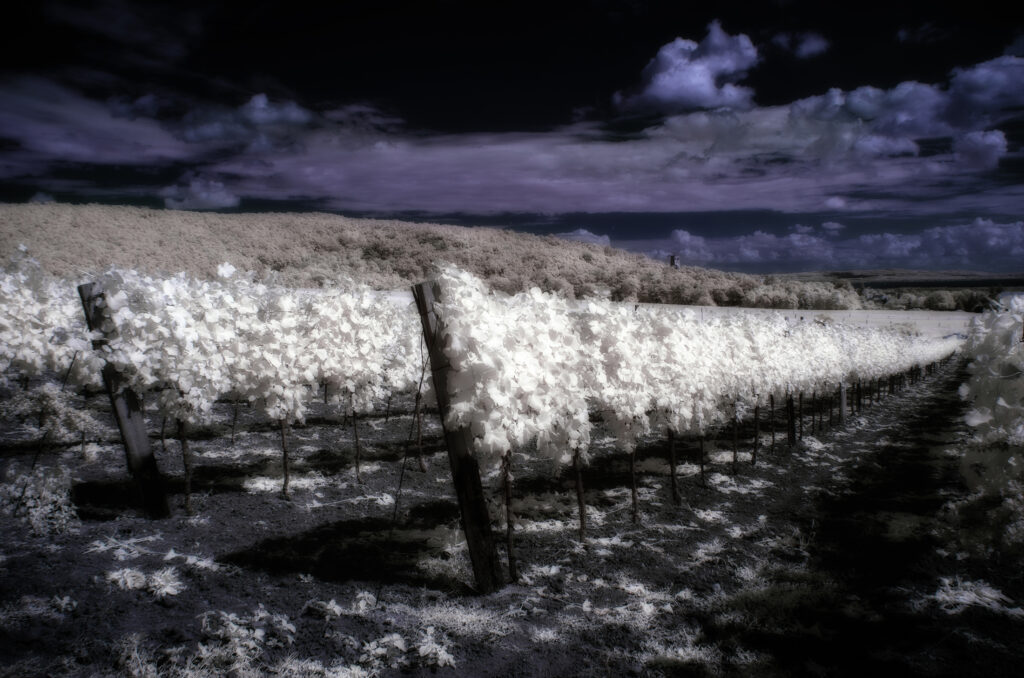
573;450;586;540
415;391;427;472
668;428;680;505
630;450;639;524
798;392;804;440
178;419;193;515
753;403;759;466
699;435;706;486
78;282;169;519
412;281;504;593
160;416;167;455
787;394;796;447
502;454;518;582
731;410;739;475
352;406;363;483
280;419;290;497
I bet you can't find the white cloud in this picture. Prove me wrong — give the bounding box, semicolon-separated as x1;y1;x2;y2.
954;130;1008;170
556;228;611;247
160;176;240;210
821;221;845;234
615;21;758;113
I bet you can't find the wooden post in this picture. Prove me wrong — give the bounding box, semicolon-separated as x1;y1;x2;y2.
78;283;170;519
787;394;796;447
798;392;804;440
573;450;587;539
412;281;504;593
839;382;847;424
731;407;739;475
668;429;681;505
752;403;759;466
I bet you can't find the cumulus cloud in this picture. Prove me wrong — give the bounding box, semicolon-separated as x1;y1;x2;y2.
556;228;611;247
954;130;1008;170
615;21;758;113
947;56;1024;127
661;219;1024;272
160;176;240;210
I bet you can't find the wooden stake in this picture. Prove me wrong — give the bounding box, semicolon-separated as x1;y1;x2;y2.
352;396;363;483
798;392;804;440
573;450;586;540
630;449;639;524
178;419;193;515
280;419;290;497
412;281;504;594
699;435;706;486
668;429;681;505
731;410;739;475
839;382;847;424
502;455;518;582
753;403;759;466
787;394;796;447
78;283;169;519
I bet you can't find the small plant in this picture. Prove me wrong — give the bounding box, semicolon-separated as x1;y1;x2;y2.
0;462;79;535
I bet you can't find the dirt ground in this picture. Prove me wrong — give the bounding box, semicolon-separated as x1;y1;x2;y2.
2;361;1023;677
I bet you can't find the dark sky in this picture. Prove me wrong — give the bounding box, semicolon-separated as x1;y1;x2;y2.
2;0;1023;271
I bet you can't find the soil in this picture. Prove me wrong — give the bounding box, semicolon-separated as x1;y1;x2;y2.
2;361;1022;677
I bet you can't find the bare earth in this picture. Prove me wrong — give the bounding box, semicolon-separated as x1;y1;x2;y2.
2;362;1023;677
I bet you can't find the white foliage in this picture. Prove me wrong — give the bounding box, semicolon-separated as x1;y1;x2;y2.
434;267;961;474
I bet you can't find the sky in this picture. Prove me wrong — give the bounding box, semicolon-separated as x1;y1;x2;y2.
1;0;1023;273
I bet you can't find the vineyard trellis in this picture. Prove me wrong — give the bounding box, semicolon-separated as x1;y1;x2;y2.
1;252;964;593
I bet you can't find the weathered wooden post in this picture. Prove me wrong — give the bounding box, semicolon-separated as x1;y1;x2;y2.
839;382;847;425
412;281;504;593
752;401;760;466
667;429;681;505
78;283;170;518
786;394;796;447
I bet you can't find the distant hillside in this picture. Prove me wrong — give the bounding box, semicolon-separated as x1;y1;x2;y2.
0;203;864;309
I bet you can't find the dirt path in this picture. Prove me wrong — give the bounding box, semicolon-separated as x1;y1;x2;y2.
708;365;1024;677
3;363;1023;677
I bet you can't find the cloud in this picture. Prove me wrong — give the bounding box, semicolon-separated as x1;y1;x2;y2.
160;176;240;210
179;93;316;150
773;32;830;59
661;219;1024;272
821;221;845;234
947;56;1024;127
0;77;193;176
954;130;1008;170
615;21;758;113
556;228;611;247
795;33;830;59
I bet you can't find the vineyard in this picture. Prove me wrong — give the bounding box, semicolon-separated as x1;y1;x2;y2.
2;249;1023;677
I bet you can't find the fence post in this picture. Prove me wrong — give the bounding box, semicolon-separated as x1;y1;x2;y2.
412;281;505;594
78;283;170;518
839;382;847;425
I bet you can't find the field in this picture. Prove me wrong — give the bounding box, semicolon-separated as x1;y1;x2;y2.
3;358;1024;677
1;207;1020;677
